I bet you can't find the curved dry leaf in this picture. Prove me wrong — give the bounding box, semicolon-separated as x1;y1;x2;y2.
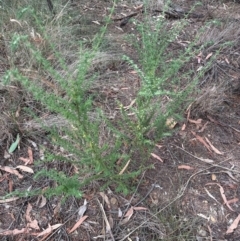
68;215;88;234
133;206;148;211
124;207;134;219
123;99;136;110
77;199;87;219
10;19;23;27
0;197;19;203
191;132;212;153
120;206;147;225
16;165;34;174
205;52;213;60
119;216;130;225
37;224;62;237
178;165;194;170
218;184;234;212
0;166;23;179
199;158;214;163
188;118;202;129
226;214;240;234
151;153;163;162
227;198;239;205
50;223;62;230
37;224;52;237
28;147;33;164
188;118;202;125
205;137;223;155
92;20;101;25
99;192;111;209
39;195;47;208
0;228;28;236
19;146;34;165
19;157;30;164
155;144;163;149
134;4;143;10
181;123;186;131
120;208;133;225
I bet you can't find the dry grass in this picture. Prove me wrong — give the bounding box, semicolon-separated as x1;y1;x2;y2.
1;1;240;240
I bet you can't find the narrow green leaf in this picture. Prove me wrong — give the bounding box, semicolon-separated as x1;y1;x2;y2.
8;134;20;154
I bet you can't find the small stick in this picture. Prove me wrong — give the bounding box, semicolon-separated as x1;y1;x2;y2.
97;199;115;241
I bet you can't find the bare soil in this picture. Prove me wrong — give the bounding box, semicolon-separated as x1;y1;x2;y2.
0;0;240;240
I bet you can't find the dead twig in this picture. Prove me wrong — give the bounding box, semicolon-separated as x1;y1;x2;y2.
97;199;115;241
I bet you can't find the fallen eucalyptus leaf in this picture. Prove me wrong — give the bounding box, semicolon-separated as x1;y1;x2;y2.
8;134;20;154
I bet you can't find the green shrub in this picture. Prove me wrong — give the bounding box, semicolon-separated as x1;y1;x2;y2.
3;0;205;199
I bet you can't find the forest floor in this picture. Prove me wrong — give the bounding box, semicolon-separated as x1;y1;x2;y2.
0;0;240;240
